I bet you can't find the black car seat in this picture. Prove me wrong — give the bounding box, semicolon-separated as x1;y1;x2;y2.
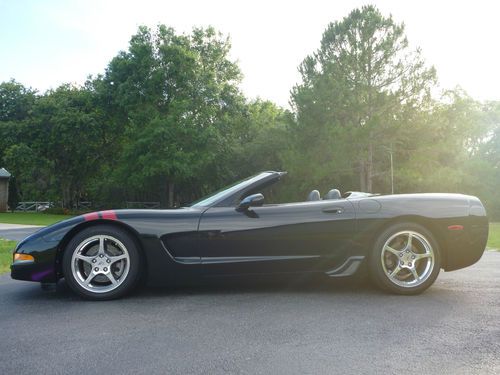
307;190;321;201
324;189;341;200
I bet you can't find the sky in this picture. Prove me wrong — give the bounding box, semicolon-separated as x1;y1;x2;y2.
1;0;499;108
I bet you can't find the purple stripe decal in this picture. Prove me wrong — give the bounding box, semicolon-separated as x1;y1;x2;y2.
31;267;54;281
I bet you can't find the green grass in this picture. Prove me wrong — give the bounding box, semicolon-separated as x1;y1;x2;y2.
487;222;500;250
0;239;16;274
0;212;72;226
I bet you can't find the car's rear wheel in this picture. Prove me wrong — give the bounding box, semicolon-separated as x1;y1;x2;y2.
369;222;441;295
62;225;141;300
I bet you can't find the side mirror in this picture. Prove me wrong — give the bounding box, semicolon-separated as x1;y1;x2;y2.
237;193;264;211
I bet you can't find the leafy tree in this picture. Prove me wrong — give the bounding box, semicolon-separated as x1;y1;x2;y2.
291;5;436;192
0;80;36;122
0;81;40;198
230;100;289;174
479;101;500;167
3;143;47;201
468;100;500;217
31;85;111;207
217;99;292;202
0;81;36;164
394;89;490;193
99;25;245;206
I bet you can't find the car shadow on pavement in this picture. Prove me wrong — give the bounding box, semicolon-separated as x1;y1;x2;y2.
4;276;466;322
6;271;465;305
134;276;380;298
7;274;387;303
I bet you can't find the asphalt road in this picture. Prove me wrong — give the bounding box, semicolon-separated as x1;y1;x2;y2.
0;252;499;375
0;226;42;241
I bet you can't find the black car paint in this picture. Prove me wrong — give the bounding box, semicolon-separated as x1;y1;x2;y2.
11;171;488;285
197;199;357;275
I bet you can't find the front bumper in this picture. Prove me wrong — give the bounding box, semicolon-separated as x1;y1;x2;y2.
11;261;56;282
10;235;59;283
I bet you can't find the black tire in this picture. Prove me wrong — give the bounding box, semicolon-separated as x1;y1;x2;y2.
62;225;142;300
369;222;441;295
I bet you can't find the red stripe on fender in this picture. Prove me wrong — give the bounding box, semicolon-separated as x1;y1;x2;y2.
101;210;117;220
448;225;464;231
83;212;99;221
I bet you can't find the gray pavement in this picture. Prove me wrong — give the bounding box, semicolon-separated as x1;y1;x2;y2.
0;226;42;241
0;252;499;375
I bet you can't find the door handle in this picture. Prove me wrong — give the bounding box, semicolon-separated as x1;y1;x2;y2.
322;207;343;214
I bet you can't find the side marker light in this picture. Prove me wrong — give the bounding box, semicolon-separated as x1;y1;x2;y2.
13;253;35;263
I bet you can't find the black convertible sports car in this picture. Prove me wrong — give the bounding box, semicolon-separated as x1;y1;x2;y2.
11;171;488;300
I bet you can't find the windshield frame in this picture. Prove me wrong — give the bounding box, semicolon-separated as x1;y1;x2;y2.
190;171;284;208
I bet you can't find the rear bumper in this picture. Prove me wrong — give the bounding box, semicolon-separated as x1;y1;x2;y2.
443;198;488;271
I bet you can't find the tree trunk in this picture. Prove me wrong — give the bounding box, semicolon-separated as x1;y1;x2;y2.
367;140;373;193
359;139;374;193
168;182;174;208
359;160;366;192
160;178;168;208
62;181;72;209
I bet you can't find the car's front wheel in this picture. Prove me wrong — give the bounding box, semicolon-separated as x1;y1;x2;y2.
62;225;142;300
369;222;441;295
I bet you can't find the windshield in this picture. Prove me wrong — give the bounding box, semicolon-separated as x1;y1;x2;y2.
190;172;273;207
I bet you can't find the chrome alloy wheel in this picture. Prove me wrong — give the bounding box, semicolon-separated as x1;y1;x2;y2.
71;235;130;293
380;230;435;288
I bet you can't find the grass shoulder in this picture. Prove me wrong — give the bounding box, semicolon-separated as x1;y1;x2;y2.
487;222;500;250
0;239;17;274
0;212;73;226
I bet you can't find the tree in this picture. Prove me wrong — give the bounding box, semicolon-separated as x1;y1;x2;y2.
479;101;500;167
291;5;436;192
0;81;36;165
468;100;500;217
98;25;245;206
0;81;41;199
0;80;36;122
3;143;44;201
394;89;490;193
32;85;110;208
227;100;290;195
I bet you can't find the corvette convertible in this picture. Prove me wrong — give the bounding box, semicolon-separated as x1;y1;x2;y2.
11;171;488;300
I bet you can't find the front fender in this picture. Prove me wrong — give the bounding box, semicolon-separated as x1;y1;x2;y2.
11;212;122;283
